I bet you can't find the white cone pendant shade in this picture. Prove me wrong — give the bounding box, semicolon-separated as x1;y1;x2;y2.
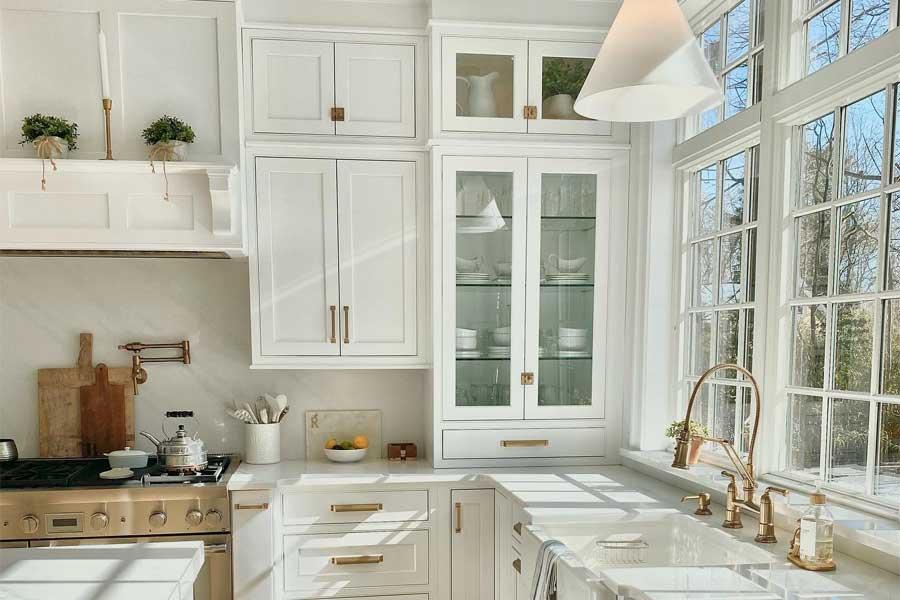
574;0;723;122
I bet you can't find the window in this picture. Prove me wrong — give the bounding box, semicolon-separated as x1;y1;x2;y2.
695;0;766;134
803;0;898;76
786;85;900;501
683;146;761;455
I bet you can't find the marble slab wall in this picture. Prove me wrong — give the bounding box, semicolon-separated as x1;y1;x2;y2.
0;257;425;458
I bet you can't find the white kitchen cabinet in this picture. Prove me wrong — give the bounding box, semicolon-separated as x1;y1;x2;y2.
250;37;416;138
254;157;418;362
232;490;274;600
451;489;495;600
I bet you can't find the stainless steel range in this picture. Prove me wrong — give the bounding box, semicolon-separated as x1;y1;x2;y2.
0;454;237;600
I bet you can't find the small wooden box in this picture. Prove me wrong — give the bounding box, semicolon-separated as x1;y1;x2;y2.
387;442;417;461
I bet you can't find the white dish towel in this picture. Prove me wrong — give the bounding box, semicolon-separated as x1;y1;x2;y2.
530;540;567;600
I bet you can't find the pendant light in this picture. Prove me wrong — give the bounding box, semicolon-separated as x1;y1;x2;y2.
574;0;723;122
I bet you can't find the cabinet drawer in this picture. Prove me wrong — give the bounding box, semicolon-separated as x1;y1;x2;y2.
442;428;605;459
283;490;429;525
283;529;428;592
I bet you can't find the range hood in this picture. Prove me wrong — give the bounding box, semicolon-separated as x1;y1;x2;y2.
0;160;244;258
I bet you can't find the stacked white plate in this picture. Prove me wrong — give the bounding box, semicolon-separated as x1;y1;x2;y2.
556;350;591;358
546;272;590;285
457;272;492;284
487;345;510;358
456;350;483;358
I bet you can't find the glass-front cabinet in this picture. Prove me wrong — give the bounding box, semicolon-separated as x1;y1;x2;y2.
441;37;612;136
442;156;609;420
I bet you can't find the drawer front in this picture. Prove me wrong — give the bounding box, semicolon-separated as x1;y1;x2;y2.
283;529;428;592
283;490;429;525
442;428;605;459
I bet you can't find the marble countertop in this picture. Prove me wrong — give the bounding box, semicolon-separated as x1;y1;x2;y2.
0;541;204;600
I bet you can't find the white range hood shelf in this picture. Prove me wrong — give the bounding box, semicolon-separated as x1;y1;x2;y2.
0;158;245;257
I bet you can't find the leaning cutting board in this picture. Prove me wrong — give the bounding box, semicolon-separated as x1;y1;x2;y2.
38;333;135;457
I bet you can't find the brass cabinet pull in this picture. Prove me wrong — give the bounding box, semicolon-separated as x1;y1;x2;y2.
343;305;350;343
500;439;549;448
330;554;383;565
512;558;522;573
331;107;345;121
234;503;269;511
329;305;337;343
204;543;228;554
520;372;535;385
513;522;522;535
331;503;383;513
523;106;537;119
454;501;462;533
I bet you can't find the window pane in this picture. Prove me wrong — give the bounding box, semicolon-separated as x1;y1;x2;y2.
697;165;718;235
880;298;900;394
842;91;885;197
754;0;766;45
796;211;831;297
740;387;753;455
725;0;751;64
717;309;740;377
748;146;760;222
702;21;723;73
876;402;900;497
834;301;875;392
691;312;714;375
837;197;880;295
722;153;746;227
746;228;757;302
724;62;749;118
894;86;900;183
792;304;827;388
752;50;764;104
693;240;715;306
743;308;755;372
689;381;713;435
714;384;737;443
789;394;823;477
829;397;870;493
848;0;891;52
806;2;841;75
701;105;722;132
799;113;835;206
719;232;742;303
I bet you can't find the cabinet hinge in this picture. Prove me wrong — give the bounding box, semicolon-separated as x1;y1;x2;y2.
331;107;345;121
521;372;534;385
523;105;537;120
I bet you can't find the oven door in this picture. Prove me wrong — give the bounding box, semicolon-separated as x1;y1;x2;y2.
30;534;231;600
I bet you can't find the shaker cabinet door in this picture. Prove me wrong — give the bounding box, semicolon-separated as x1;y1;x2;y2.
337;160;418;356
451;489;495;600
334;43;416;138
255;158;340;356
251;39;335;135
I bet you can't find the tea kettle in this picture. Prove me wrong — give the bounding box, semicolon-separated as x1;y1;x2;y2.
140;411;208;472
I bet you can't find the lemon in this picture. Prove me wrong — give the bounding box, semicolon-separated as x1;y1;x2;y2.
325;438;338;449
353;435;369;449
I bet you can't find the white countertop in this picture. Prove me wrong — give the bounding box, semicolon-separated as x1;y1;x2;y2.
231;459;900;598
0;541;204;600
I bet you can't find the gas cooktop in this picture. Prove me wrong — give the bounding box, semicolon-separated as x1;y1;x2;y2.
0;455;230;489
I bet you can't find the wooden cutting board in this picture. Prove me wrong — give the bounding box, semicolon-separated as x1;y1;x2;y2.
38;333;135;457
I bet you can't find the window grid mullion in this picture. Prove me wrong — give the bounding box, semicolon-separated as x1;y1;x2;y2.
801;0;841;23
820;396;831;481
865;398;879;493
839;0;851;58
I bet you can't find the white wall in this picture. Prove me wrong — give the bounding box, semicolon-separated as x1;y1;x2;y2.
0;257;426;458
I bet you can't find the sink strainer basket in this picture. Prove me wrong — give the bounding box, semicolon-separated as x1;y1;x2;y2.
595;539;649;565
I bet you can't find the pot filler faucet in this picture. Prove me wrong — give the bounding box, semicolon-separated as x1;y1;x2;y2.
672;362;787;543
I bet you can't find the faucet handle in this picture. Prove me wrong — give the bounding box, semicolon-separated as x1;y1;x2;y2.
720;470;736;484
681;493;712;516
763;486;788;499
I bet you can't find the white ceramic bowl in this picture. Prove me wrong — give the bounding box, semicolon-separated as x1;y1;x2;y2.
558;336;588;351
559;327;588;337
456;256;483;273
456;336;478;350
456;327;478;338
324;447;368;463
493;330;511;346
105;447;149;469
495;262;512;277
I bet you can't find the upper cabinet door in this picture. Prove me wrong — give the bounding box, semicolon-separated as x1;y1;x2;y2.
251;39;335;135
526;41;611;136
337;160;418;356
255;158;340;356
442;37;528;133
334;43;415;138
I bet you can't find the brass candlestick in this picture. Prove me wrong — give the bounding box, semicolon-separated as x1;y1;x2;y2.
102;98;113;160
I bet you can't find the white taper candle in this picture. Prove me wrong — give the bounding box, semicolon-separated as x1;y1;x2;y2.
98;30;111;99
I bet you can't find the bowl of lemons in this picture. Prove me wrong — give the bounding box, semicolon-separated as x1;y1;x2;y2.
323;435;369;463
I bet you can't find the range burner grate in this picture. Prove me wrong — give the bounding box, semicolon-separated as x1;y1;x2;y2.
0;460;96;489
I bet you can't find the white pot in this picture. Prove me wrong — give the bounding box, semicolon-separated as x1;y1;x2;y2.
31;136;68;160
105;447;149;469
542;94;579;119
149;140;188;162
456;336;478;351
324;447;367;463
244;423;281;464
558;336;588;351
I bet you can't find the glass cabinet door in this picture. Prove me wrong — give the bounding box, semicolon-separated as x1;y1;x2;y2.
524;158;608;419
442;37;528;133
526;41;612;136
443;156;528;420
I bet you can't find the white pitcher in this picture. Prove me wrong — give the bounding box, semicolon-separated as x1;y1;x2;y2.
457;72;500;117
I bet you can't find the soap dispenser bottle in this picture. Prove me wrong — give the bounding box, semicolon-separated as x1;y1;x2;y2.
789;487;835;571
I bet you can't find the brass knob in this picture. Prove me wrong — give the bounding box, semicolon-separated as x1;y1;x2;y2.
148;511;167;528
90;512;109;531
20;515;39;534
185;509;203;527
205;509;223;526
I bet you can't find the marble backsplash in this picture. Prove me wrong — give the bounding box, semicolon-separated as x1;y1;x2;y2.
0;257;426;459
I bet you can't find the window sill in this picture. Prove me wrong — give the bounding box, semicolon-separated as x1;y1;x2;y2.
620;448;900;575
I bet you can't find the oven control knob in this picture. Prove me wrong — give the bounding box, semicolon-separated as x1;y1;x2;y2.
20;515;39;534
90;512;109;531
204;509;222;526
185;510;203;527
148;511;167;528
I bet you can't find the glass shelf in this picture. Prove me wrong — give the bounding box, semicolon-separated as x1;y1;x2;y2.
456;282;512;287
541;282;594;288
539;356;593;360
456;356;509;361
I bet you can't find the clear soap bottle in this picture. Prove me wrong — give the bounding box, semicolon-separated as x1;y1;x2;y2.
798;487;834;567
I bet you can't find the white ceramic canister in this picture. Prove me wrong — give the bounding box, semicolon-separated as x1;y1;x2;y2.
244;423;281;464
